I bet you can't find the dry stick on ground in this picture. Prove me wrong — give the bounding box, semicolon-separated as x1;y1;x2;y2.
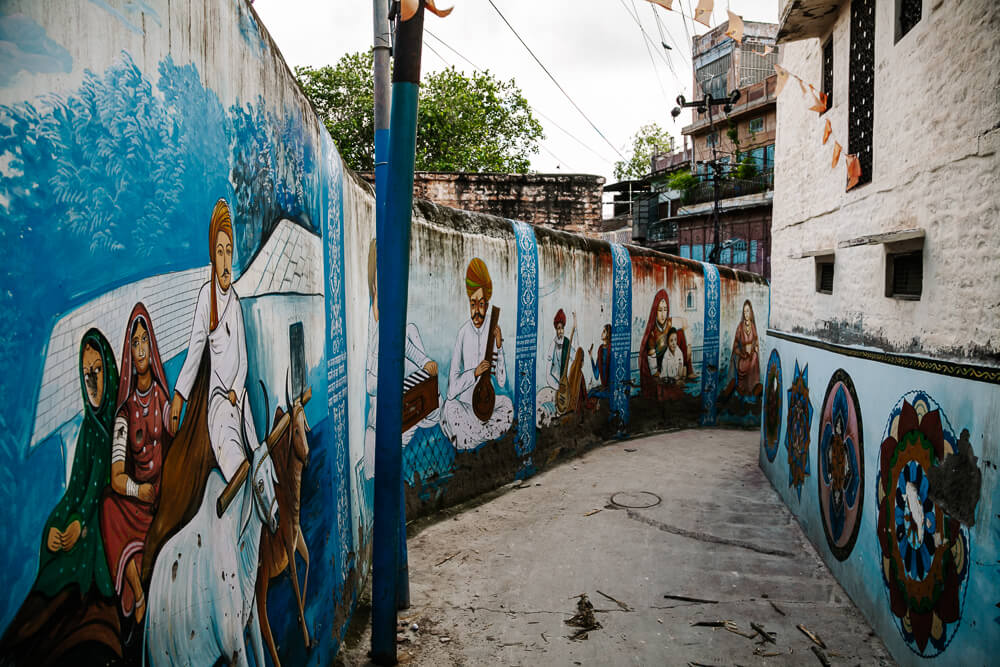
750;621;776;644
691;621;727;627
435;552;460;566
797;623;827;649
811;645;832;666
564;593;602;640
595;589;632;611
664;594;719;604
725;621;758;639
769;600;786;616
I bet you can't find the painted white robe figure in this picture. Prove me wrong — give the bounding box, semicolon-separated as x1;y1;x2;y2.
441;318;513;450
363;314;441;480
174;280;258;481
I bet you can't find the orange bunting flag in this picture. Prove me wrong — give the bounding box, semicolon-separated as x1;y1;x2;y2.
809;90;828;114
846;154;862;190
694;0;713;27
725;11;744;44
774;64;790;96
763;44;773;55
645;0;674;9
797;76;808;96
822;118;832;145
831;141;842;168
401;0;453;21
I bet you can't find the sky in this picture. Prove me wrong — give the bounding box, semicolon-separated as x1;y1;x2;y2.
252;0;779;185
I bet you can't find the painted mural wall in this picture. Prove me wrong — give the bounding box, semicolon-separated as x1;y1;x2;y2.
759;333;1000;666
0;1;769;665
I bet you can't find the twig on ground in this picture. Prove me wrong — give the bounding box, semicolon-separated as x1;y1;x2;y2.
797;624;827;649
596;589;632;611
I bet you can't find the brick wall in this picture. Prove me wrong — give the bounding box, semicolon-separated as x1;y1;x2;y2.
360;172;606;235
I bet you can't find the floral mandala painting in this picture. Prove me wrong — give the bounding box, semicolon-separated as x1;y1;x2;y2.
818;370;863;561
784;361;812;500
876;391;970;657
762;349;782;463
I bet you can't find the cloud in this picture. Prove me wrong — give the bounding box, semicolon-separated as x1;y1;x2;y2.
0;12;73;87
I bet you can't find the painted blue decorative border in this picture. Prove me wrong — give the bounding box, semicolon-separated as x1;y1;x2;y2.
322;136;353;588
700;262;721;425
610;243;632;434
512;221;538;473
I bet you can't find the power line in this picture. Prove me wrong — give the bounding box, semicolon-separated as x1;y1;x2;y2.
485;0;626;160
423;28;616;166
422;30;582;171
626;0;671;107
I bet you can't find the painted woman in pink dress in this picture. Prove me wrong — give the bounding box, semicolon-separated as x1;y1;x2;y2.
100;302;171;624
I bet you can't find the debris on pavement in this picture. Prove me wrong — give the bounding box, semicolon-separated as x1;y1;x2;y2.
691;620;726;628
439;637;451;644
435;552;460;566
750;621;776;643
624;448;637;452
724;621;757;639
583;509;602;517
768;600;786;616
595;589;632;611
797;623;827;649
565;593;602;640
664;594;718;604
810;645;831;666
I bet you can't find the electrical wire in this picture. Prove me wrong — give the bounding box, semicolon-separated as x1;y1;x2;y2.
485;0;626;160
423;28;616;166
624;0;671;106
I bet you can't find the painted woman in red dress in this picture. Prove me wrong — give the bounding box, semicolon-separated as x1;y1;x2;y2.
639;289;694;400
100;303;171;624
730;299;761;397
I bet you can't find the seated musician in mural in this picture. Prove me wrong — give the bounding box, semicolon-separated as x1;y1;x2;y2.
100;303;170;625
364;239;440;481
721;299;762;402
142;199;260;585
587;323;612;399
537;309;586;424
0;330;122;663
639;289;694;400
441;258;513;450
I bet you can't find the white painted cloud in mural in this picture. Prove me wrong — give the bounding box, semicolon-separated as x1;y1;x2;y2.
0;13;72;87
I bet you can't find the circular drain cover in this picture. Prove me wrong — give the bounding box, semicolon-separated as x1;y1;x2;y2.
610;491;661;509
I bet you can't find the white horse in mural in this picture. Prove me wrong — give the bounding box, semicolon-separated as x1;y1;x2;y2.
144;437;279;666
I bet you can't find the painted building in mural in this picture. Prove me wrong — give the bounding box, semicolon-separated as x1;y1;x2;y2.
763;1;1000;664
0;1;768;664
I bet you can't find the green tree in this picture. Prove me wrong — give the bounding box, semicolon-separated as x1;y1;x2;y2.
296;51;543;173
613;123;676;181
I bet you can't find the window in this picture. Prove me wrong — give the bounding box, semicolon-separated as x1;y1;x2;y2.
765;144;775;171
749;117;764;134
685;288;697;310
886;251;922;299
739;44;780;87
896;0;922;42
849;0;875;186
706;132;718;147
680;245;691;259
822;36;834;110
696;54;730;100
815;257;835;294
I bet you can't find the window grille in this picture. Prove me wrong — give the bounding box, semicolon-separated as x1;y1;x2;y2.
849;0;875;186
822;37;834;110
739;44;779;87
706;132;718;147
896;0;922;42
749;117;764;134
696;54;730;99
889;251;922;298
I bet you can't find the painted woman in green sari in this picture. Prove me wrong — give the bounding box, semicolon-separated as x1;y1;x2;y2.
0;328;122;664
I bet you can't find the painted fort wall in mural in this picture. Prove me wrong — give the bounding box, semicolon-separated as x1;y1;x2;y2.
759;334;1000;666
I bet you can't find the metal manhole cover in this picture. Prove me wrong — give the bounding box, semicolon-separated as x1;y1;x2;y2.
610;491;661;509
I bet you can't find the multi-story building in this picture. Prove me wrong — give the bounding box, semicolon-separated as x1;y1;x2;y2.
633;19;780;279
761;1;999;665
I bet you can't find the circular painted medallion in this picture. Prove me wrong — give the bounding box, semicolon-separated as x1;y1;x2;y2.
876;391;970;657
784;360;812;501
817;369;863;561
761;349;782;463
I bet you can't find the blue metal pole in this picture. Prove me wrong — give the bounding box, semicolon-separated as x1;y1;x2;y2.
371;3;423;663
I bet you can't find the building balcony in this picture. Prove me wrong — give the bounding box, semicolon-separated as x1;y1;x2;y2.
646;219;679;244
683;171;774;206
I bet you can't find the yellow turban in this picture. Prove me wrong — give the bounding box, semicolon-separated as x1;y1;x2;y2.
465;258;492;300
209;199;233;331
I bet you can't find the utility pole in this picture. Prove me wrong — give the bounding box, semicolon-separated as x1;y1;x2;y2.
372;0;411;614
372;0;424;664
672;86;740;265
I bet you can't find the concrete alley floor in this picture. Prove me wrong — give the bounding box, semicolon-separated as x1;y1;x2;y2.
341;429;894;666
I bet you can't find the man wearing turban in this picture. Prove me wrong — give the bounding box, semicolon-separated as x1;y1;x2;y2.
441;258;513;449
536;309;580;425
169;199;259;482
